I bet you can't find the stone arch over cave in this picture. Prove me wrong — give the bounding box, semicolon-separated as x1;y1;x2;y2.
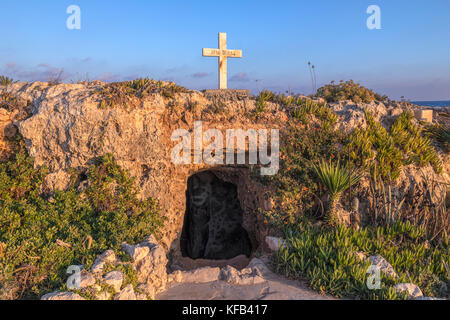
180;170;252;260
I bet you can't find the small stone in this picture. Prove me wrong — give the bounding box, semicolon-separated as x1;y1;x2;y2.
103;271;124;293
137;284;156;300
168;271;183;284
121;243;149;262
41;291;85;300
265;236;287;251
171;267;221;283
79;270;96;288
247;258;271;277
91;249;116;273
395;283;423;299
220;266;266;286
114;284;136;300
368;255;397;278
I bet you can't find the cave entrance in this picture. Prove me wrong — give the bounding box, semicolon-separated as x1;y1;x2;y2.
181;170;252;260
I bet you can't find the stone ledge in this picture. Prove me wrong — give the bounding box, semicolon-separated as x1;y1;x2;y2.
202;89;251;101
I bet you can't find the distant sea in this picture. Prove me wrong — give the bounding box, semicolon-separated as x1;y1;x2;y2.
411;100;450;108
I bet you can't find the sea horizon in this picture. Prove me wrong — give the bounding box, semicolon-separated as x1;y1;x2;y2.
411;100;450;108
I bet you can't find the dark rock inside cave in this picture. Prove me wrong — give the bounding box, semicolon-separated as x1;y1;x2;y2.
181;171;252;260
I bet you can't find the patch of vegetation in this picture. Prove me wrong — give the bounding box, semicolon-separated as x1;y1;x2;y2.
253;110;344;223
275;219;449;299
0;76;15;86
425;123;450;153
0;93;31;121
207;100;227;114
313;160;362;224
0;138;164;299
316;80;387;103
97;78;187;109
346;110;442;181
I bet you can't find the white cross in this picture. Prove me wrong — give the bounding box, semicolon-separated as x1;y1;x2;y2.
202;33;242;89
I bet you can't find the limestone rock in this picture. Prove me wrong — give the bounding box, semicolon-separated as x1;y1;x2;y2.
79;270;96;288
103;271;124;293
130;237;168;294
114;284;136;300
121;243;150;262
169;267;221;284
368;255;397;278
265;236;287;251
136;293;148;300
220;266;266;286
91;249;116;273
41;291;85;300
137;284;156;300
247;258;272;277
394;283;423;299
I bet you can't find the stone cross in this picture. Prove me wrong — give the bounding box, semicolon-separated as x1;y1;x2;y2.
202;33;242;89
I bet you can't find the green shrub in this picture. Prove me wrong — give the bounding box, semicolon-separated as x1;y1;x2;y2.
0;139;164;299
0;76;15;86
316;80;387;103
346;110;442;181
275;219;449;299
253;115;344;223
425;123;450;153
96;78;186;109
313;160;362;224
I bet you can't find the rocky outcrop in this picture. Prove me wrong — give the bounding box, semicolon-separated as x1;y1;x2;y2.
40;234;168;300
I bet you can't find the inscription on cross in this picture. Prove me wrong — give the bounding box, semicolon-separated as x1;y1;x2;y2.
202;33;242;89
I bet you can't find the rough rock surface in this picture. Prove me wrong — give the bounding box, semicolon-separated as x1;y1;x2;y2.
159;257;334;300
114;284;136;300
103;271;124;293
394;283;423;299
368;255;398;278
41;291;85;301
220;266;266;285
91;249;116;274
168;267;221;284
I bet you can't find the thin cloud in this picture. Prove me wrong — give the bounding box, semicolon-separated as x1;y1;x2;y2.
2;62;70;82
230;72;250;82
191;72;210;79
96;72;121;82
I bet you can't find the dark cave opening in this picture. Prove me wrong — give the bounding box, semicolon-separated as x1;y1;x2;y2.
180;171;252;260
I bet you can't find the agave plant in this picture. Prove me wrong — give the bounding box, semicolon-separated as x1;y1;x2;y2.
0;75;15;86
313;159;363;224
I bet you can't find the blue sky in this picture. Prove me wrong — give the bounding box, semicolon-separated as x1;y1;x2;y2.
0;0;449;100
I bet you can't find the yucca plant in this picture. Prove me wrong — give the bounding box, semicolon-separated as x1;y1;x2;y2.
0;75;14;86
313;159;363;224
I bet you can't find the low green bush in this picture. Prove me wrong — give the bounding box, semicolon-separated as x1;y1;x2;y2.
316;80;387;103
275;219;449;299
0;139;164;299
346;110;442;181
0;76;15;86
